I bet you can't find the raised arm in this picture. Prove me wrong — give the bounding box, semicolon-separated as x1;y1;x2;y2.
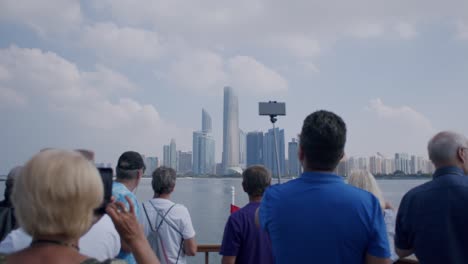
107;196;160;264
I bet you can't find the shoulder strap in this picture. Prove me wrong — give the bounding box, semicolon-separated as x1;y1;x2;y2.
142;202;156;232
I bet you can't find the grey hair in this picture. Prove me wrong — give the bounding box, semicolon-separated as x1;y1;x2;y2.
152;166;176;195
428;131;468;165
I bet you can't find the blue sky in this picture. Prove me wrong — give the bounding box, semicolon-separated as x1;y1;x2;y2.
1;0;467;173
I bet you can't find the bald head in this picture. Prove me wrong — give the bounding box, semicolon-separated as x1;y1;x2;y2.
428;131;468;169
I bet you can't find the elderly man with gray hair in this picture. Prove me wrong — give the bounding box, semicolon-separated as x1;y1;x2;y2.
395;131;468;264
141;166;197;264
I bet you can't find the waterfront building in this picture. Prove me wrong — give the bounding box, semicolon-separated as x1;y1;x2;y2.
239;129;246;169
246;132;263;167
145;156;159;176
288;138;301;177
163;145;170;167
382;158;394;174
170;139;177;170
193;109;216;176
178;151;192;174
202;108;212;133
222;86;240;174
395;153;410;174
193;131;215;175
263;127;286;177
369;155;383;175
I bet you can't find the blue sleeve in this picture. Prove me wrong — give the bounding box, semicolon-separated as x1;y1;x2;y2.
367;196;391;258
395;193;413;250
259;187;272;232
219;215;241;256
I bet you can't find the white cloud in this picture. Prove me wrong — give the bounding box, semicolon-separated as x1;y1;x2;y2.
347;23;384;38
300;61;320;74
394;22;417;39
166;51;227;92
368;98;433;131
0;46;188;162
0;86;26;107
456;21;468;40
0;0;82;35
272;35;321;58
346;98;436;157
227;56;288;93
165;50;288;94
81;23;164;62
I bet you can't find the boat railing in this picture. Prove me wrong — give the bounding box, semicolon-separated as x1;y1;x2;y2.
197;244;221;264
197;244;419;264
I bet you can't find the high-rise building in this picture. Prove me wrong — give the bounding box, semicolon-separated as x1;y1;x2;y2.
410;155;418;174
163;145;170;167
369;155;383;175
239;129;246;169
170;139;177;170
193;109;216;175
178;151;192;174
246;132;263;167
357;157;368;170
395;153;410;174
263;128;286;177
288;138;301;177
145;156;159;176
222;86;240;174
193;131;215;175
202;108;212;133
382;158;394;174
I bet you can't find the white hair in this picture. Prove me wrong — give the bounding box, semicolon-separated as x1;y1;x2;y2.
348;170;385;209
428;131;468;165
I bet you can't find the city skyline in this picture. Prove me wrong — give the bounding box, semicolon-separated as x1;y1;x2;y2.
1;1;467;174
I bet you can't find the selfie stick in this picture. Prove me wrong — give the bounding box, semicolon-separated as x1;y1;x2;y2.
270;115;281;184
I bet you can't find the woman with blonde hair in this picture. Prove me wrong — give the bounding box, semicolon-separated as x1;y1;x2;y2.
348;170;398;262
0;149;159;264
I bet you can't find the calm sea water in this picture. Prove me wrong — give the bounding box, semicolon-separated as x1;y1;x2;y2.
0;178;427;264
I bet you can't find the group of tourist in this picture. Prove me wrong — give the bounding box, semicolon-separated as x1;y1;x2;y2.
0;110;467;264
218;110;468;264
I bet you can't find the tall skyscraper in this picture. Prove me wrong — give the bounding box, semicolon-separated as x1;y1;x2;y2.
202;108;212;133
170;139;177;170
288;138;301;177
246;132;263;166
193;109;216;175
222;86;240;173
178;151;192;174
263;128;286;177
239;129;246;169
163;145;170;167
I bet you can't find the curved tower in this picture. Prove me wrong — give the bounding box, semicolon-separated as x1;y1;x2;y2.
222;86;240;174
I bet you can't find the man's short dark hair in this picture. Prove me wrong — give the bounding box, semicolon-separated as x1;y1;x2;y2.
299;110;346;171
152;166;176;195
116;151;145;180
242;165;271;197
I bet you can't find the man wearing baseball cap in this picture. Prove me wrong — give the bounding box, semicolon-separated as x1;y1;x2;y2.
113;151;145;264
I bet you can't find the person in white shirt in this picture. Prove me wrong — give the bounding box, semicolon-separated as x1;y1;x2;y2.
141;166;197;264
0;214;120;261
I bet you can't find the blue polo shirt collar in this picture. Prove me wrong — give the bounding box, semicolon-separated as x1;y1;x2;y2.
433;166;465;178
300;171;344;183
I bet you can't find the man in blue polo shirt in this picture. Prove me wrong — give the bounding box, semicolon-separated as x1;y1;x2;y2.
395;131;468;264
258;110;390;264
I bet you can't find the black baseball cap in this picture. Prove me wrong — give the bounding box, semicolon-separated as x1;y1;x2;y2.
117;151;145;170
